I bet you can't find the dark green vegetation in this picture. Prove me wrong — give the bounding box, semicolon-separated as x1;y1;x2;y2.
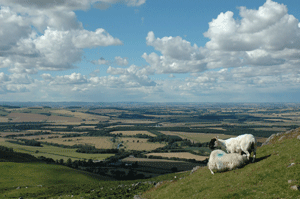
143;129;300;199
7;139;42;147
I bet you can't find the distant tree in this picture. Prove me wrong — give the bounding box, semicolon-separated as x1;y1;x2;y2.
59;159;64;165
87;159;93;166
72;160;79;169
66;158;72;167
132;161;138;168
171;167;178;173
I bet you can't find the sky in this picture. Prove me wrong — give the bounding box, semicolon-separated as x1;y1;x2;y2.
0;0;300;103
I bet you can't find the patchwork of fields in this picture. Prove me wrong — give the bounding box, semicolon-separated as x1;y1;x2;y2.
1;104;300;169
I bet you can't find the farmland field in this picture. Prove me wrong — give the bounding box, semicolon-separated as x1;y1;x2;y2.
146;152;208;161
160;131;234;143
50;109;110;121
7;113;48;122
110;130;157;137
122;157;202;171
0;138;113;161
42;136;114;149
109;119;156;124
118;137;166;151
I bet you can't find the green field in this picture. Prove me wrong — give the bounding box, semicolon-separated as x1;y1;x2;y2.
0;139;113;161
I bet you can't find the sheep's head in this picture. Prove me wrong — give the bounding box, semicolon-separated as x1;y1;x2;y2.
209;137;218;150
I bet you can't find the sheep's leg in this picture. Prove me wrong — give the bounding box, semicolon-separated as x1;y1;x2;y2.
210;169;214;175
252;148;256;163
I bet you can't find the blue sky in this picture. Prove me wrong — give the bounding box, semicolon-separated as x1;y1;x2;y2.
0;0;300;102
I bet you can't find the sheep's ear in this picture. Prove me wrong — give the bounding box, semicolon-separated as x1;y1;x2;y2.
216;136;219;139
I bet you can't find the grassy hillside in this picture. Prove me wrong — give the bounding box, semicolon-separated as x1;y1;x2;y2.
0;149;188;199
0;161;191;199
142;129;300;199
0;162;119;198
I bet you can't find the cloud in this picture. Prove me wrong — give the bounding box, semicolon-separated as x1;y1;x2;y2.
93;2;112;10
0;24;122;72
0;72;10;82
92;56;128;66
106;65;156;87
1;0;300;103
92;57;111;65
146;31;203;60
41;73;54;81
49;73;88;85
73;28;123;48
0;1;123;73
1;0;146;11
204;0;300;51
143;31;206;74
114;56;129;66
89;69;100;77
0;7;32;52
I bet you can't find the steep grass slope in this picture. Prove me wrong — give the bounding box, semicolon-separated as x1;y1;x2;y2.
0;162;117;198
0;161;191;199
143;129;300;199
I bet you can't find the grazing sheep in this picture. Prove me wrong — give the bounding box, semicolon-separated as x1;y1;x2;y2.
207;149;248;175
209;134;257;162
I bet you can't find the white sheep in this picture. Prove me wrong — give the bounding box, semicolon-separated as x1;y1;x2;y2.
209;134;257;162
207;149;248;175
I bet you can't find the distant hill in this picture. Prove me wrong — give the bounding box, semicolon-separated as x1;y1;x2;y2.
142;128;300;198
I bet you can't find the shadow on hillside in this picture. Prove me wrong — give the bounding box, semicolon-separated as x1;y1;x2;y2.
252;154;271;163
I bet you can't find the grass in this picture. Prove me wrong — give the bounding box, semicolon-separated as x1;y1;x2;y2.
0;162;116;198
142;133;300;199
0;161;189;199
122;157;201;171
